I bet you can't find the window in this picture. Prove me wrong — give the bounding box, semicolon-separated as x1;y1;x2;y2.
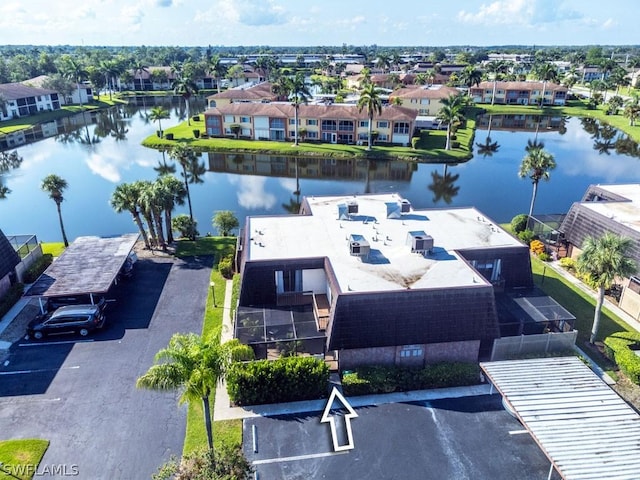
224;115;234;123
410;99;417;104
377;133;389;141
270;118;285;129
275;270;302;293
322;119;337;131
359;120;368;128
338;120;353;131
307;131;318;139
393;122;410;134
629;277;640;295
400;346;423;358
307;119;318;126
289;118;296;125
240;116;251;123
377;121;389;129
420;99;429;105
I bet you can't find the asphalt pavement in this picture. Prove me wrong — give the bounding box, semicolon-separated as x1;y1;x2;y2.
0;254;214;479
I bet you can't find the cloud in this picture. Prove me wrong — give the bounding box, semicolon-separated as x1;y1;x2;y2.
457;0;582;27
215;0;286;26
85;153;121;183
229;176;277;210
119;5;144;27
153;0;174;6
601;18;616;29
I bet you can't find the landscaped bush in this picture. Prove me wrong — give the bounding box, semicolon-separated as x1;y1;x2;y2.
341;362;480;396
530;239;545;256
604;332;640;385
225;339;255;362
538;252;551;262
510;214;529;234
0;283;24;319
517;229;535;245
226;356;329;406
22;254;53;283
218;255;234;279
172;214;199;239
558;257;576;271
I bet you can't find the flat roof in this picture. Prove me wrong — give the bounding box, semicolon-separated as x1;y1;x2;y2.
27;234;139;297
245;194;523;293
481;356;640;480
581;184;640;234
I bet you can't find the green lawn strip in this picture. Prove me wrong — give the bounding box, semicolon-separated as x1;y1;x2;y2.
0;439;49;480
180;237;239;455
530;256;634;372
39;242;65;257
142;119;474;162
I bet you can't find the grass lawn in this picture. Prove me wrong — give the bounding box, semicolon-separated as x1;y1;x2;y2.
0;439;49;480
178;236;242;455
142;117;475;162
39;242;65;257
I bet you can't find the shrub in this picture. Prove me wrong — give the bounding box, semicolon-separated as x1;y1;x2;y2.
218;255;234;279
604;332;640;385
0;283;24;319
22;254;53;283
538;252;551;262
226;356;329;406
172;214;199;239
341;362;480;396
559;257;576;271
510;214;529;234
530;239;545;256
518;229;535;245
224;339;255;362
411;137;419;150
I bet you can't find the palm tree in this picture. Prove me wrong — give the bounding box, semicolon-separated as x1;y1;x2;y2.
357;83;383;151
169;144;205;237
157;175;186;244
376;53;391;73
133;61;149;91
149;106;170;137
0;151;23;199
209;54;226;94
533;63;559;107
136;332;232;451
172;67;199;126
60;56;88;109
623;101;640;126
289;73;311;146
41;174;70;247
110;182;151;249
485;60;509;105
140;181;168;250
518;146;556;221
577;233;636;344
459;66;482;97
436;94;466;151
414;73;428;86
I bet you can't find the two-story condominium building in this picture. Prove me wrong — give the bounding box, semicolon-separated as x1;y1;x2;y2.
389;85;460;116
235;193;534;368
0;83;62;121
204;102;417;145
469;81;568;106
207;82;277;108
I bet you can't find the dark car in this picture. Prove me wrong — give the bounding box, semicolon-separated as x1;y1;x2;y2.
42;294;104;313
27;303;107;340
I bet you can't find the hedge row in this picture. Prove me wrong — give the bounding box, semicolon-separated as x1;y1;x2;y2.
341;362;481;396
22;254;53;284
604;332;640;385
226;356;329;406
0;283;24;320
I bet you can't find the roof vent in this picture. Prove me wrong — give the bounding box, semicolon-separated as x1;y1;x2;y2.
349;234;370;258
406;230;434;254
400;199;411;213
347;200;359;214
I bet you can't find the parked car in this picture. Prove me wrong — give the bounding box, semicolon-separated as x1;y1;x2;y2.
41;294;105;313
27;302;107;340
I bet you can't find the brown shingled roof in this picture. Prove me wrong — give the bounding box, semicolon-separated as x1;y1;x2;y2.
207;82;276;101
0;82;58;100
390;85;460;100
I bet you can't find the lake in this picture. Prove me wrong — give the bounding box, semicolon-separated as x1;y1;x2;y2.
1;104;640;243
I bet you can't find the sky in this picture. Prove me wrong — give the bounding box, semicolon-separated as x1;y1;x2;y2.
0;0;637;47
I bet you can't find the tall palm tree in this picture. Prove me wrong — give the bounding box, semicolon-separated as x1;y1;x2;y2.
140;181;168;250
577;233;636;344
485;60;509;105
60;56;88;110
157;175;186;244
133;61;149;91
475;136;500;158
533;63;559;107
459;66;482;97
209;54;227;94
110;182;151;249
41;174;70;247
172;67;199;126
169;144;205;237
357;83;383;151
623;101;640;126
428;169;460;204
436;94;466;151
149;106;170;136
136;332;232;451
289;73;311;146
518;146;556;221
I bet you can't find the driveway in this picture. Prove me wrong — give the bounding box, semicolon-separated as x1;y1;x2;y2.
244;395;560;480
0;255;213;478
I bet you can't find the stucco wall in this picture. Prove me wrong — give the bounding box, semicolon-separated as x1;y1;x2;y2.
620;288;640;321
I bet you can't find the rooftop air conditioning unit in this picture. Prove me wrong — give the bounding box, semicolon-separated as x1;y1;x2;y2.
412;234;434;254
349;234;370;257
347;200;359;214
400;199;411;213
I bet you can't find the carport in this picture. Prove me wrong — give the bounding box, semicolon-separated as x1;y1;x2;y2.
480;356;640;480
26;234;139;312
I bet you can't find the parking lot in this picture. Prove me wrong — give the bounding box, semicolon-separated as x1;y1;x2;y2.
244;395;560;480
0;255;214;478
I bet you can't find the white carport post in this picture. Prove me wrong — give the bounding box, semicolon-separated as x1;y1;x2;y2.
38;297;45;314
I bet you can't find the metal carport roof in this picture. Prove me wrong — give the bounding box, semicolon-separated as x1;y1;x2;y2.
480;356;640;480
26;234;139;297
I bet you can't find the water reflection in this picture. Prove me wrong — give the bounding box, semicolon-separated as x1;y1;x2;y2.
580;117;640;158
476;114;567;134
0;150;22;198
428;165;461;205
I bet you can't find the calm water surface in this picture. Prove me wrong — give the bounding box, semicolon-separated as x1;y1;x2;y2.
1;106;640;243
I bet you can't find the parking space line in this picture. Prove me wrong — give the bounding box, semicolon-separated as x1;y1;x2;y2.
0;397;61;404
509;429;529;435
253;451;349;465
0;365;80;376
18;339;94;347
